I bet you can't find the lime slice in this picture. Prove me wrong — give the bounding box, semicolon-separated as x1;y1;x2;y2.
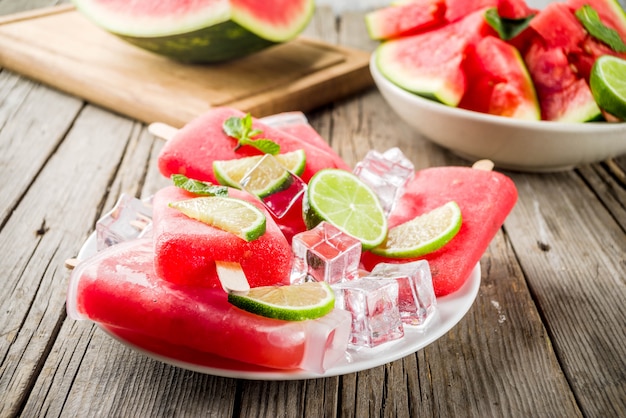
590;55;626;120
303;169;387;249
228;282;335;321
169;196;266;242
213;149;306;193
371;201;462;258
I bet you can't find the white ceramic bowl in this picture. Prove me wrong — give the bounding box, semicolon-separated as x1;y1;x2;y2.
370;52;626;172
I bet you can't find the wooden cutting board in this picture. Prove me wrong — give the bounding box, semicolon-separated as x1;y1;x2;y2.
0;5;373;127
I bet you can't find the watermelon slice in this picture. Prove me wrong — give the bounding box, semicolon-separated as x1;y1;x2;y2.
364;0;446;40
153;186;293;288
445;0;498;23
375;8;497;106
459;36;540;120
497;0;537;20
71;0;314;62
524;42;602;121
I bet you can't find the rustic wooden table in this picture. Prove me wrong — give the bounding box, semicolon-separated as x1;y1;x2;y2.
1;1;625;417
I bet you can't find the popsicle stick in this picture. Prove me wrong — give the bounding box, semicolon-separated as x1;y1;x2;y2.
216;260;250;293
148;122;177;141
472;159;495;171
65;258;78;269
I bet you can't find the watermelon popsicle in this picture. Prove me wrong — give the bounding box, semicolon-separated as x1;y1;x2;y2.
153;186;293;288
157;107;349;185
67;239;352;372
362;166;518;297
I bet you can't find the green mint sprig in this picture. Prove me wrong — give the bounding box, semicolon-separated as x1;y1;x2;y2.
223;114;280;155
485;8;535;41
171;174;228;196
576;5;626;53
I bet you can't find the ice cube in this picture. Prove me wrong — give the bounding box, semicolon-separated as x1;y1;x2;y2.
367;260;436;327
259;111;309;128
333;279;404;348
353;147;414;217
239;154;306;219
95;194;153;251
291;221;361;284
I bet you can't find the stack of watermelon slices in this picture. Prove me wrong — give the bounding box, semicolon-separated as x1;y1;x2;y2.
368;0;626;122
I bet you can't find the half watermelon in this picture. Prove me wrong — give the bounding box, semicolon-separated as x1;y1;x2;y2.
72;0;315;63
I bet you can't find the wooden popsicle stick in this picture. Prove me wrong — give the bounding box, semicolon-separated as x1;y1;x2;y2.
148;122;178;141
215;260;250;293
472;159;495;171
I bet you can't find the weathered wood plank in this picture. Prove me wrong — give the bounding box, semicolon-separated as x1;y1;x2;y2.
505;170;626;417
0;106;135;417
0;73;83;223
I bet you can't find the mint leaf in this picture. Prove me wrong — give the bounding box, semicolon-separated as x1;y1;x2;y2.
576;5;626;53
237;138;281;155
171;174;228;196
223;114;281;155
485;8;535;41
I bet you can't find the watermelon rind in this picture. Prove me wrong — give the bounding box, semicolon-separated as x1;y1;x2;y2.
71;0;315;63
119;22;276;63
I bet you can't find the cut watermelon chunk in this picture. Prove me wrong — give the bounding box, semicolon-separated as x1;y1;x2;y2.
72;0;314;62
529;3;588;51
375;8;497;106
497;0;537;20
524;42;602;121
445;0;498;23
566;0;626;42
365;0;446;40
459;36;540;120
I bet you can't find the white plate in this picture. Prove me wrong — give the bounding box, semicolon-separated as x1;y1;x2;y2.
77;234;480;380
370;53;626;172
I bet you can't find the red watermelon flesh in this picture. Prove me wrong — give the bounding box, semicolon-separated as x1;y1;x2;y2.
524;42;601;121
152;186;293;288
376;8;497;106
264;113;350;170
459;35;540;119
529;2;588;51
157;107;348;184
67;238;351;372
445;0;498;23
361;167;518;297
365;0;446;40
497;0;537;19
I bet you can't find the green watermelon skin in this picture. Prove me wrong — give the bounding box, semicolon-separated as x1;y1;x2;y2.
118;20;275;63
72;0;314;63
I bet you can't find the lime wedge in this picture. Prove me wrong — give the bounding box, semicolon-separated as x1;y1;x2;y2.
213;150;306;194
590;55;626;120
371;201;462;258
169;196;266;242
303;169;387;250
228;282;335;321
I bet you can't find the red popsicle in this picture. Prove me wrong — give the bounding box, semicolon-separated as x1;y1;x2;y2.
361;166;518;296
157;107;349;184
153;185;293;288
67;239;351;372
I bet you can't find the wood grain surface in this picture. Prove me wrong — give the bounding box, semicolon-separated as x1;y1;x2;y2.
1;1;625;417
